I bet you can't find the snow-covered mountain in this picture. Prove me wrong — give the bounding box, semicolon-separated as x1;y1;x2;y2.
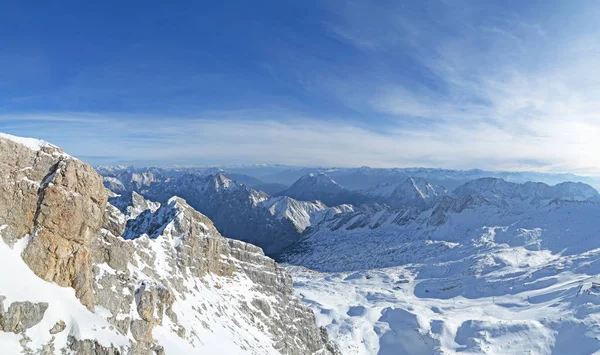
98;163;600;192
282;178;600;270
107;172;345;255
276;173;359;206
361;177;447;210
91;147;600;354
0;133;339;354
97;165;289;196
453;177;599;203
254;166;600;191
277;174;447;212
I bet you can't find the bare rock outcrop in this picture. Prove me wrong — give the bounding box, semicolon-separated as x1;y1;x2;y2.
0;297;48;333
21;158;107;310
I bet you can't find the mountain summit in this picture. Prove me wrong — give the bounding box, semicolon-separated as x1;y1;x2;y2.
362;177;447;209
276;173;361;206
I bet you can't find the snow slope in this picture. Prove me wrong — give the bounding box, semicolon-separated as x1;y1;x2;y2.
0;233;129;353
0;133;59;152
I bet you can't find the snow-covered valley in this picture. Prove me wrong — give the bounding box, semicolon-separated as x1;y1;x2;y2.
282;199;600;354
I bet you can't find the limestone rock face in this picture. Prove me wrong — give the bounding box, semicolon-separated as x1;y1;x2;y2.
0;135;66;245
0;133;339;355
21;158;108;310
94;197;339;354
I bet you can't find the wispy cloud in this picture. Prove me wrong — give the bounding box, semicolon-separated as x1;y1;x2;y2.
311;0;600;174
3;1;600;174
0;110;593;174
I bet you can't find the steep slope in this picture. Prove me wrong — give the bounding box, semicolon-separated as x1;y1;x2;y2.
260;196;354;233
0;133;339;354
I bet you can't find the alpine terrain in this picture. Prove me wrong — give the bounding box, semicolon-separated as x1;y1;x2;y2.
0;133;339;354
8;132;600;354
99;159;600;354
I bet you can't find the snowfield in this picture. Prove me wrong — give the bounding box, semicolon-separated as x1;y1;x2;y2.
283;197;600;354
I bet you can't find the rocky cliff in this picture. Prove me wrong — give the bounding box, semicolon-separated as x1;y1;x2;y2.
0;133;339;354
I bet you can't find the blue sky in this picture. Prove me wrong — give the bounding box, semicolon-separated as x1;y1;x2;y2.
2;0;600;173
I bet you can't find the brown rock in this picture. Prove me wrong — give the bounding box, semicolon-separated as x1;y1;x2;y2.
20;159;108;311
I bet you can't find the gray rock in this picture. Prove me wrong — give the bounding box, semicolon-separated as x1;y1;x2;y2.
0;297;48;333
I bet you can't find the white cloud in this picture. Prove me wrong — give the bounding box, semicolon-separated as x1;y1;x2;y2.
0;111;594;174
314;0;600;175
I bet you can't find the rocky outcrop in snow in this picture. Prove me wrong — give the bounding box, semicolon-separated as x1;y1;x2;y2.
0;133;339;354
0;298;48;334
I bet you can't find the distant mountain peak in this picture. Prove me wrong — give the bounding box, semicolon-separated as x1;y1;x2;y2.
361;177;447;210
275;173;354;206
298;172;341;187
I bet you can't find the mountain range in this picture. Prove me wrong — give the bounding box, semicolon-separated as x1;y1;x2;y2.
4;132;600;354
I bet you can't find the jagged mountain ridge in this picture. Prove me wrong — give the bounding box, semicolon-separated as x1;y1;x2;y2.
283;177;599;246
108;172;346;255
251;166;600;190
282;177;600;270
360;177;448;210
453;177;599;202
0;133;339;354
97;165;284;195
99;163;600;195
